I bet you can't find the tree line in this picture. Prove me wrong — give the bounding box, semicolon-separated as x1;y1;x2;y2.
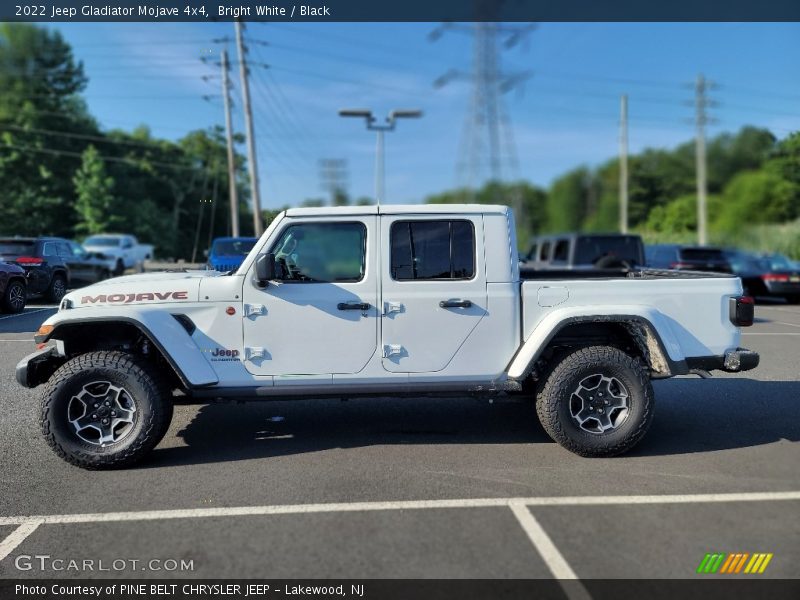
0;23;256;260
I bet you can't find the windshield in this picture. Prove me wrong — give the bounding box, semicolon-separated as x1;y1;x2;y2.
212;239;257;257
84;236;120;247
573;236;642;266
0;241;35;255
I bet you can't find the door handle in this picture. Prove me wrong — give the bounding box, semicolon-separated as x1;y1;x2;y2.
338;302;370;311
439;299;472;309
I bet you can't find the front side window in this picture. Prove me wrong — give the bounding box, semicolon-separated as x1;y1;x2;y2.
269;222;366;283
390;220;475;281
552;240;570;263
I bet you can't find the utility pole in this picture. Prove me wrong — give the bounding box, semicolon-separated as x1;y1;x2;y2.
619;94;628;234
694;74;713;246
235;20;263;236
220;49;239;237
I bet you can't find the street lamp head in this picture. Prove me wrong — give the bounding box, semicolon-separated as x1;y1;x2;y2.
339;109;373;119
389;109;423;120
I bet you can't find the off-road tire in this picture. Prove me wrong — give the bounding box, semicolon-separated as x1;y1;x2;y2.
46;274;67;303
2;280;26;313
535;345;654;457
40;351;173;469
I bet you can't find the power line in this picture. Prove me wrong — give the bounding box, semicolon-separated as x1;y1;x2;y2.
0;141;196;171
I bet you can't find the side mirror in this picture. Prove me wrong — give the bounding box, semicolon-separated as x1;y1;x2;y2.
255;253;276;287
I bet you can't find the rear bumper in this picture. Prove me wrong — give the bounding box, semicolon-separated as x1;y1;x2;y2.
685;348;760;374
763;281;800;295
15;346;64;388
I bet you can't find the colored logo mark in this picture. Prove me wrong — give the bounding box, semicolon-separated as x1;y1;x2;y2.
696;552;773;574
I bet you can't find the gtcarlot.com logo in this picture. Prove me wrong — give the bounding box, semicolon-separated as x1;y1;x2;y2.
696;552;773;574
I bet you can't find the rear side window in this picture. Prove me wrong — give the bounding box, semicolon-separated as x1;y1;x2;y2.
539;241;551;261
552;240;570;263
390;220;475;281
41;242;58;257
56;242;72;257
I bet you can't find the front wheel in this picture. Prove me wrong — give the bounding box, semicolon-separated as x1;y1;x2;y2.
536;345;654;457
2;280;26;313
40;351;173;469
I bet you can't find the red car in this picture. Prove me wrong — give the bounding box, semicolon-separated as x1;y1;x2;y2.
0;261;27;313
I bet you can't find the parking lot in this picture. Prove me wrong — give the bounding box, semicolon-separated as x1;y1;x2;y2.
0;300;798;582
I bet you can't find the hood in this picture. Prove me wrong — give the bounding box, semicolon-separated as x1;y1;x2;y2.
63;270;222;308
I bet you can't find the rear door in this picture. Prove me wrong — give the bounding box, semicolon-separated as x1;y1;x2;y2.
380;215;487;373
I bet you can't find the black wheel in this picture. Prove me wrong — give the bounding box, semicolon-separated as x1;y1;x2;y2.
46;274;67;303
535;345;654;457
2;280;26;313
114;260;125;276
40;351;174;469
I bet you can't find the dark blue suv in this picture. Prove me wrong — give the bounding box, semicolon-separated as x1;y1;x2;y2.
207;237;258;272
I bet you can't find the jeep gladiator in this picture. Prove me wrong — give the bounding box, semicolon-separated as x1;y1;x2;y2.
16;205;759;468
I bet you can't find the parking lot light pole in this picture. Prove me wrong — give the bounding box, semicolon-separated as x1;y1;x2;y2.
339;109;422;205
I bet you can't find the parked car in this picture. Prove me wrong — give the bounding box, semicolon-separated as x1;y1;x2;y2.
65;241;112;285
725;249;800;303
524;233;644;271
82;234;154;275
207;237;258;272
0;237;70;302
645;245;733;273
18;205;758;469
0;261;26;313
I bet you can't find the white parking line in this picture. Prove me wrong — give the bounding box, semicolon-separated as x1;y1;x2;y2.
509;502;587;596
0;339;34;342
1;491;798;527
743;332;800;336
0;308;54;321
0;520;42;561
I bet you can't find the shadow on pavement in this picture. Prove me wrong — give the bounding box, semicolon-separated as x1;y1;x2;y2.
144;378;800;468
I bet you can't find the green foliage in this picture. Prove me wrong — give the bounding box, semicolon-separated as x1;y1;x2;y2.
73;145;118;235
0;24;251;260
714;170;797;233
544;167;590;232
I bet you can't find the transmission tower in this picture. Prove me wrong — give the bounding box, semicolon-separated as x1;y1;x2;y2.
430;21;534;205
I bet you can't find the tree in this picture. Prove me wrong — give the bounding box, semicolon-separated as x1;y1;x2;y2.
73;145;118;235
545;167;591;232
715;170;797;233
0;23;94;236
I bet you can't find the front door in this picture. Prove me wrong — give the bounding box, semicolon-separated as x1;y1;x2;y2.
380;215;488;373
242;217;378;376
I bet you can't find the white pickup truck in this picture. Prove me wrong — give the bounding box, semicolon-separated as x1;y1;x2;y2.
17;205;758;469
82;234;154;275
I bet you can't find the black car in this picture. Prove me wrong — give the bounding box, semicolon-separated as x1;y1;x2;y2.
645;244;733;273
725;250;800;303
0;237;109;302
0;261;26;313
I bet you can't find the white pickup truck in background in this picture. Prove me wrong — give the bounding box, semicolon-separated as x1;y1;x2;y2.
18;205;758;469
82;234;154;275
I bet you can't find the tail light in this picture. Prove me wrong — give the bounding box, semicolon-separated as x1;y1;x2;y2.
762;273;789;282
729;295;754;327
16;256;44;266
669;262;691;269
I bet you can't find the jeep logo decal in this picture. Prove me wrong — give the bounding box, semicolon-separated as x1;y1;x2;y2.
81;291;189;304
211;348;240;357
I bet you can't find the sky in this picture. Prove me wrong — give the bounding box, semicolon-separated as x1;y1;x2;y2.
44;21;800;211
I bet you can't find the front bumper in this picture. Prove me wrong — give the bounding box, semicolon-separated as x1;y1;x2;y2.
685;347;760;374
15;346;64;388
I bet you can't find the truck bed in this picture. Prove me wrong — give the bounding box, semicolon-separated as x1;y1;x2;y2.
520;266;736;280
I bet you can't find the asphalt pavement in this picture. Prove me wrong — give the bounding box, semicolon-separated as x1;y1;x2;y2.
0;298;798;581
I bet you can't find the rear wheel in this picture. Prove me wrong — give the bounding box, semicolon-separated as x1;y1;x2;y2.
46;274;67;303
536;345;654;457
2;280;26;313
40;351;173;469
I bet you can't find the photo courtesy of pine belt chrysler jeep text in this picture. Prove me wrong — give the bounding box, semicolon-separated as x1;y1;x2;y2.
16;205;759;469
